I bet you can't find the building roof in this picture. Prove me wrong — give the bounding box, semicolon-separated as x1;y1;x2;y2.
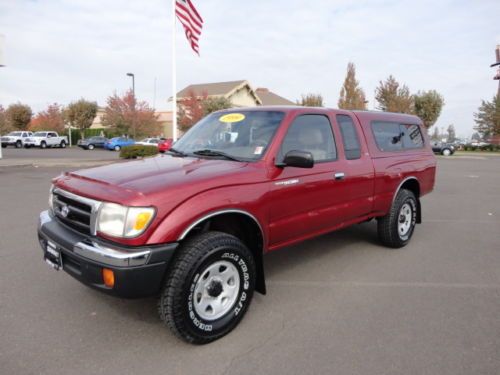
255;88;295;106
177;80;247;98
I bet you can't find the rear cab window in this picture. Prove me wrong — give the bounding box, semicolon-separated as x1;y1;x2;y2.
337;115;361;160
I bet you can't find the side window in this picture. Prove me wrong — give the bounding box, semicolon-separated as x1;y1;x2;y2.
337;115;361;160
280;115;336;163
371;121;403;152
401;124;424;149
22;133;28;137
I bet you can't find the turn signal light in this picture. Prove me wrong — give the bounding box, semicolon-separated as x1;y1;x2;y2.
102;268;115;288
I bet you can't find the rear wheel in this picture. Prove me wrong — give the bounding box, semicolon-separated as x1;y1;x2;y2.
158;232;256;344
15;140;22;148
1;144;7;148
40;141;47;149
377;189;417;248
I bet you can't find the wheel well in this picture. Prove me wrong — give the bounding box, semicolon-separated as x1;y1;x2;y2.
182;212;267;294
399;178;422;223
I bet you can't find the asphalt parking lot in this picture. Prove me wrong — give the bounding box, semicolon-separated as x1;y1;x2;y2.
1;154;499;375
1;146;121;161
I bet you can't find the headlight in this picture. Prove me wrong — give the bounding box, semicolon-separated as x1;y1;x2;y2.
97;203;155;238
48;185;54;210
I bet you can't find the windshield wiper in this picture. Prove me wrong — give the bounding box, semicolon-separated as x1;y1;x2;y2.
192;149;243;162
167;147;187;157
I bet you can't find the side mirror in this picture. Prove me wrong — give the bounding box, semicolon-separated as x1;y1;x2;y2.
279;150;314;168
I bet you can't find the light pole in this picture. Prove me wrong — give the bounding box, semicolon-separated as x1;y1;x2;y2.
0;34;6;159
126;72;136;138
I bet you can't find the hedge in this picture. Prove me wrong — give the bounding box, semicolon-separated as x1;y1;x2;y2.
462;144;500;152
119;145;159;159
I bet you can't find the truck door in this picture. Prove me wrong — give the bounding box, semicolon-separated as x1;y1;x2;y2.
268;114;351;248
333;114;375;219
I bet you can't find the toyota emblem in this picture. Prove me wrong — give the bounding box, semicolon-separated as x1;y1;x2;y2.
60;205;70;218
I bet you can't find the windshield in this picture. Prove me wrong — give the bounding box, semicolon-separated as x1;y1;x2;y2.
173;111;285;161
33;132;47;137
8;132;23;136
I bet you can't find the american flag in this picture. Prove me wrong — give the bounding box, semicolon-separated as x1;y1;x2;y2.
175;0;203;55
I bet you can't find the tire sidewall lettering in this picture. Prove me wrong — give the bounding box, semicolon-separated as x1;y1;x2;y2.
185;249;253;335
399;197;417;241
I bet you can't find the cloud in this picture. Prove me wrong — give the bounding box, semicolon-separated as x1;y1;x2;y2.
1;0;499;137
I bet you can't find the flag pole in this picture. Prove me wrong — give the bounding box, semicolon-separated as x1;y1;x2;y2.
172;0;178;141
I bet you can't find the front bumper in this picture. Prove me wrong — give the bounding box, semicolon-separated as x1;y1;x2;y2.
37;210;178;298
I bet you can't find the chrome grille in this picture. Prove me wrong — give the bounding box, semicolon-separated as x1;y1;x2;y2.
52;189;101;235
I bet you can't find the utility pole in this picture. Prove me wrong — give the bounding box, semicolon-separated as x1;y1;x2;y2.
126;72;136;138
0;34;6;160
491;45;500;97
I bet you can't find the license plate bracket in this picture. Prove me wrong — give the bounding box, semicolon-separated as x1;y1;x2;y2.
44;241;63;271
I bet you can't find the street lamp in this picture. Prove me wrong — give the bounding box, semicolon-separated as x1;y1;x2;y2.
126;73;136;138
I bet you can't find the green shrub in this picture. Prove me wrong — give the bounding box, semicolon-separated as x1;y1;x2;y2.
120;145;159;159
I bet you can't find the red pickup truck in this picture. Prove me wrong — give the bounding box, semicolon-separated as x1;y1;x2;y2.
37;107;436;343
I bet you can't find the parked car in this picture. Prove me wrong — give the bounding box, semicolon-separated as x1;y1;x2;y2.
1;131;33;148
158;138;173;153
24;131;68;149
136;138;162;146
431;141;455;156
77;136;108;150
105;137;135;151
37;107;436;344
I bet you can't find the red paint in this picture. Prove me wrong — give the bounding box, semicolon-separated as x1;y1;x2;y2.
158;138;173;153
53;107;436;250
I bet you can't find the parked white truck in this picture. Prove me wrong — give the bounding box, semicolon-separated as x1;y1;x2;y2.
24;131;68;149
1;131;34;148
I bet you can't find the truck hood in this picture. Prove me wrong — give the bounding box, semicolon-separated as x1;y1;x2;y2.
56;154;251;205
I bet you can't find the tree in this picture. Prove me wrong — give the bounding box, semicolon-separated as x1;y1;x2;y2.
297;93;324;107
431;126;440;140
202;97;232;116
471;132;481;141
64;99;98;139
338;62;367;110
101;90;160;138
5;103;33;130
375;76;414;114
414;90;445;130
474;95;500;139
177;90;207;132
30;103;65;133
0;105;12;135
446;124;456;142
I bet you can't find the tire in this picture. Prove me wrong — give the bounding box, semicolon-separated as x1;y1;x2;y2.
114;145;121;151
40;141;47;149
377;189;417;248
88;144;95;150
2;144;7;148
60;140;66;148
158;231;256;344
15;140;22;148
441;148;451;156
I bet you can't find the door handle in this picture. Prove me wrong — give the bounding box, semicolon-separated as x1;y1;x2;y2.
334;172;345;180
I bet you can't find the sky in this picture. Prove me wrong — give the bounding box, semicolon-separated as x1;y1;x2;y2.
1;0;499;138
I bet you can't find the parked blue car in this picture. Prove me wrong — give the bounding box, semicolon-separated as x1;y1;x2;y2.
105;137;135;151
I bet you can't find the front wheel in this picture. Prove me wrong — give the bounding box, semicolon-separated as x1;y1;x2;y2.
87;144;95;150
2;144;7;148
377;189;417;248
158;232;256;344
114;145;121;151
442;148;452;156
60;140;66;148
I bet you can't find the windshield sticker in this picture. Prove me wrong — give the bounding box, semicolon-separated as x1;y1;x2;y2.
254;146;264;155
219;113;246;123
